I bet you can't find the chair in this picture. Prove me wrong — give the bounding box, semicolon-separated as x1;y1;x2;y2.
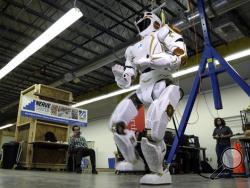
67;153;90;173
67;151;76;172
67;141;95;172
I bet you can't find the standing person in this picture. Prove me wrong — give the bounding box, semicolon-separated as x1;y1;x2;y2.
68;126;98;174
213;117;233;170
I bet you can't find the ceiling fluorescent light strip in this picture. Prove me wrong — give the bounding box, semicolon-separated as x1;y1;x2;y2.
0;8;83;80
72;85;139;107
172;48;250;78
74;48;250;107
0;123;15;130
225;48;250;62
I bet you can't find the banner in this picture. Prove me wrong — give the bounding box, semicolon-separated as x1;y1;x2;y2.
21;96;87;126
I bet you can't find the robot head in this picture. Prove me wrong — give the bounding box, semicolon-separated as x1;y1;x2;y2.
135;12;162;37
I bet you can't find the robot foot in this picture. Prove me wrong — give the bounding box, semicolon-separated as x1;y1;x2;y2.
115;160;145;172
139;170;172;185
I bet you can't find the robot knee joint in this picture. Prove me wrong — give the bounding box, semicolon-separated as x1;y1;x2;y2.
144;129;157;142
112;121;126;135
165;103;175;119
145;129;165;143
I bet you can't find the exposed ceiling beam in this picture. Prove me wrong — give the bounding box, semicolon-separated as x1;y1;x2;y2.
51;0;249;87
41;0;127;42
0;25;88;67
78;0;137;33
3;0;111;49
0;0;249;114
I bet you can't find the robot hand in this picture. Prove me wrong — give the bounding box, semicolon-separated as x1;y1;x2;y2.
112;64;132;88
112;64;124;78
176;53;188;66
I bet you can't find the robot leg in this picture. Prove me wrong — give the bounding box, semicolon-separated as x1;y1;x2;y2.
109;93;138;131
114;130;138;163
141;138;166;173
140;138;171;185
146;85;180;142
114;130;145;172
140;85;180;184
109;93;143;163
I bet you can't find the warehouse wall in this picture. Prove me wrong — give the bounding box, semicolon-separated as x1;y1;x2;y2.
171;83;248;168
0;130;16;152
80;82;250;169
70;97;118;168
79;119;116;169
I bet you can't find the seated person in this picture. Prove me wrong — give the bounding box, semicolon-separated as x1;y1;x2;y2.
68;125;98;174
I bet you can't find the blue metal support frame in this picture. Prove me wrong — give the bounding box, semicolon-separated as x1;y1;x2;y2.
166;0;250;164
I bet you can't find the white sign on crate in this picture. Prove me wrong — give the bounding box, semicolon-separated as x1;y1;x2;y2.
21;96;87;126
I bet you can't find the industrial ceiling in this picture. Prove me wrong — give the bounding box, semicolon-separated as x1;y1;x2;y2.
0;0;249;124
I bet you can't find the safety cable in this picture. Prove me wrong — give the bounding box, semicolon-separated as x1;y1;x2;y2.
73;0;77;7
172;116;180;140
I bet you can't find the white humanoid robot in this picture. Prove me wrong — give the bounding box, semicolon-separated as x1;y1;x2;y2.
109;12;187;185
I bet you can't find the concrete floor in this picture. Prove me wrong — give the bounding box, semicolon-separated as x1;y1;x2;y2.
0;169;249;188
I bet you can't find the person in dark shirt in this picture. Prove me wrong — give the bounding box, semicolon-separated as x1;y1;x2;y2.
212;117;233;170
69;126;98;174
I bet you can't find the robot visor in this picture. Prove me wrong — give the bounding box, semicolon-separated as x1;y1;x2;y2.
137;18;151;32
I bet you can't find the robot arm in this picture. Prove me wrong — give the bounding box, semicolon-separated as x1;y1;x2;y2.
112;47;137;89
150;25;187;70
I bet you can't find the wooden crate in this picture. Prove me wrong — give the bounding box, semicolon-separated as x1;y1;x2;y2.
15;84;72;170
16;123;31;167
34;84;73;104
34;121;68;142
16;84;73;127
